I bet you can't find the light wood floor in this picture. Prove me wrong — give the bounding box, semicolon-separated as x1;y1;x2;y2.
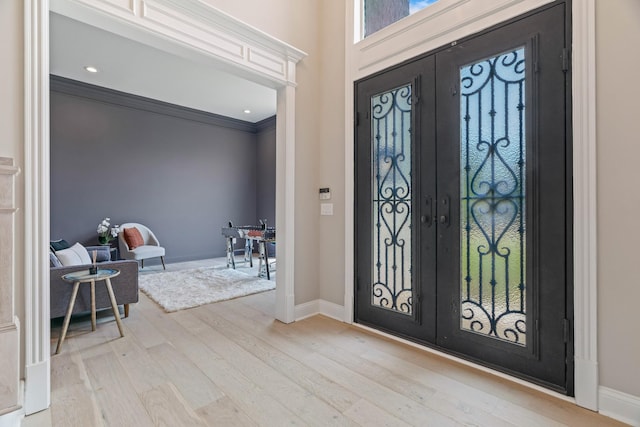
26;263;625;426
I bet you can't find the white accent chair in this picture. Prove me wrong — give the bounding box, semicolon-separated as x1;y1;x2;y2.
118;222;166;269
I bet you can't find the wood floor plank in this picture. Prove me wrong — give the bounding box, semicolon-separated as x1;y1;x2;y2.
170;328;307;426
343;399;412;427
108;336;169;394
360;348;563;427
50;351;103;427
146;342;225;410
139;382;208;427
183;308;356;427
225;301;626;427
21;408;52;427
300;349;460;426
190;303;361;412
290;318;516;427
196;396;259;427
218;302;512;426
83;351;155;427
322;322;626;427
214;302;460;426
122;304;166;349
134;302;306;426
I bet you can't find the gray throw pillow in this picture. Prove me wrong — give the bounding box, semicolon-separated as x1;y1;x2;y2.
50;239;70;252
85;246;111;262
49;251;62;267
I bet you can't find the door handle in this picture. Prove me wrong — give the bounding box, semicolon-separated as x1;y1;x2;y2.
439;196;450;227
421;196;433;227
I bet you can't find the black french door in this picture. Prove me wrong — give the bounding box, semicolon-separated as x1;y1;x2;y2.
354;3;572;393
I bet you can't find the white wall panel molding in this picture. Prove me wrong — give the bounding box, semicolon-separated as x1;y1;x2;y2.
50;0;306;86
140;1;246;62
0;158;21;420
247;48;287;81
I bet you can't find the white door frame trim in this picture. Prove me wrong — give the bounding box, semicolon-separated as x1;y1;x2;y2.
24;0;306;413
344;0;598;409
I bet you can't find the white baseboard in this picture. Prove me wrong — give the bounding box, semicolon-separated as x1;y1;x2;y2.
295;299;345;322
599;386;640;427
575;357;599;410
0;409;22;427
24;360;50;415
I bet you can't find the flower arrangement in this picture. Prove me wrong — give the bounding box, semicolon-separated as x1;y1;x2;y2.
97;217;120;245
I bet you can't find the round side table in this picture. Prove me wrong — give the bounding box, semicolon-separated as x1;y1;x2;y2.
55;268;123;354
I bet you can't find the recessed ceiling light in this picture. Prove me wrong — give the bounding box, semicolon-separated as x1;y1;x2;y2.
243;109;251;114
84;66;98;73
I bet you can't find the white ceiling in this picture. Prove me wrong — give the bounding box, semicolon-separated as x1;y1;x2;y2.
49;12;277;123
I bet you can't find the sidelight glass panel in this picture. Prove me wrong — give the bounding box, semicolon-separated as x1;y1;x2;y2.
371;84;413;315
460;47;527;345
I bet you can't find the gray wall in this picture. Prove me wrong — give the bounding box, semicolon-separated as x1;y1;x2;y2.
50;76;275;264
255;119;276;227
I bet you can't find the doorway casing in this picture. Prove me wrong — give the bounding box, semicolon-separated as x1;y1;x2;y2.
24;0;306;414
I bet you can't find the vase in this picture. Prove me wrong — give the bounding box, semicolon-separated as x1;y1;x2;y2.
98;236;109;245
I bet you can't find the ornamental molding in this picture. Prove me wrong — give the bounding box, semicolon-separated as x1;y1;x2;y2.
50;0;307;86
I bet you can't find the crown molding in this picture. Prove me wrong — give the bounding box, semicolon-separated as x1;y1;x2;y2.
50;75;259;133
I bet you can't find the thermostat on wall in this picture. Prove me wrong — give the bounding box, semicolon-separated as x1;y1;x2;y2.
319;187;331;200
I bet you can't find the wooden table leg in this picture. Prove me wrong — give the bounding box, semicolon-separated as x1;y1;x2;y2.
104;277;125;337
55;281;81;354
90;279;96;331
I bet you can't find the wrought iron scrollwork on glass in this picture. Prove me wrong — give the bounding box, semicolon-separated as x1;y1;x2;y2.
460;47;527;345
371;84;413;316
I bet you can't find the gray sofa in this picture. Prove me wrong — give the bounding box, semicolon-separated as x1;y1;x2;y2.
50;259;139;319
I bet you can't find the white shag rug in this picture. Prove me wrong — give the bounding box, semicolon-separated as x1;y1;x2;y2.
138;267;275;312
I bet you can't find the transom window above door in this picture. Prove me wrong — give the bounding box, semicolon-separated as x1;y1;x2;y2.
362;0;439;38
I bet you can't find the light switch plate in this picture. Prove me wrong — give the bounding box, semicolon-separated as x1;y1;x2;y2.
319;187;331;200
320;203;333;215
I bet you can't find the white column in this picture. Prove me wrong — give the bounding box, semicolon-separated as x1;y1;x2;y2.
343;0;355;324
572;0;598;410
275;82;296;324
24;0;51;414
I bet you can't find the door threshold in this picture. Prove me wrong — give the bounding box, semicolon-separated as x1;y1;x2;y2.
351;322;575;404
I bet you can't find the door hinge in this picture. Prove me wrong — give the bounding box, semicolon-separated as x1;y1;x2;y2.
563;318;570;343
413;74;422;105
562;48;570;72
355;112;360;127
356;277;361;291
